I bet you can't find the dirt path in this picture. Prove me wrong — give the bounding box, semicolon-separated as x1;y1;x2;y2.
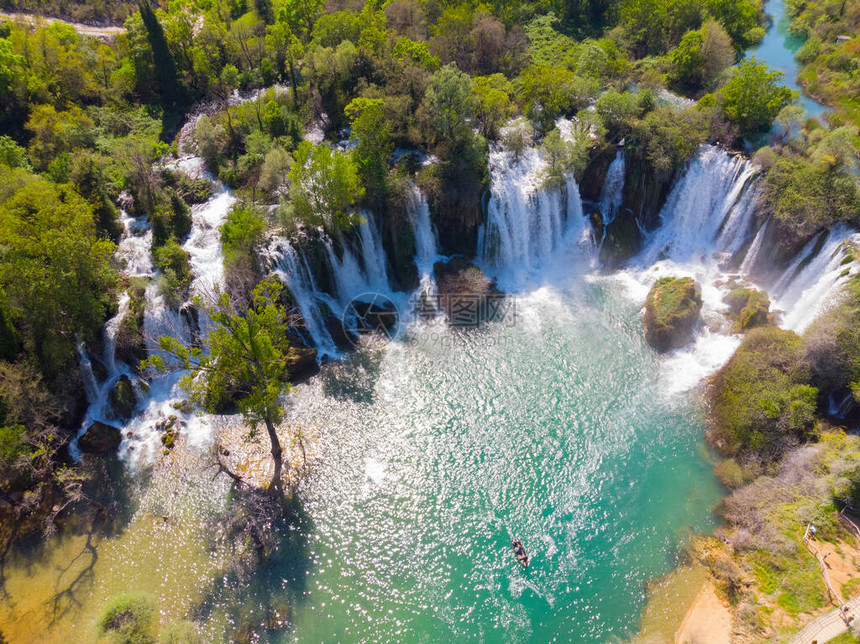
0;10;124;39
675;580;733;644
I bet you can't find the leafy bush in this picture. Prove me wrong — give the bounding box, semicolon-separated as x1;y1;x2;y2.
97;593;156;644
761;153;860;252
154;240;192;308
710;327;818;457
288;142;365;232
222;205;266;276
629;105;710;179
668;20;735;93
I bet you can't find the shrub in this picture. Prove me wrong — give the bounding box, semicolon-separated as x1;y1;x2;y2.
761;153;860;253
154;240;192;308
710;327;818;457
222;206;266;269
725;286;770;331
629;106;710;179
97;593;156;644
718;57;797;135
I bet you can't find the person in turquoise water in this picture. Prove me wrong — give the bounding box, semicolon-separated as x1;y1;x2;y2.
512;539;529;567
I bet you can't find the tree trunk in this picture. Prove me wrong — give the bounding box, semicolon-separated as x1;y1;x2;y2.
264;417;285;500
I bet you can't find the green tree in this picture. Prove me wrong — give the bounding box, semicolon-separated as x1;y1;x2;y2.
0;174;116;372
669;20;735;92
345;97;393;201
762;152;860;252
25;105;94;170
718;57;796;135
421;63;475;145
147;282;295;498
704;0;763;50
0;135;29;169
153;239;192;307
287;142;364;231
221;205;266;274
259;146;294;195
595;88;640;134
392;37;440;70
774;105;807;142
630;106;710;179
541;128;589;188
471;74;513;139
517;64;597;128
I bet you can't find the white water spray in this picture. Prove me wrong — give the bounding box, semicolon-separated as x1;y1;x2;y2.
479;143;595;282
770;225;860;333
638;146;759;266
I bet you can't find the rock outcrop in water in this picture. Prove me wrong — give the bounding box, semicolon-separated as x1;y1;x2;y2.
644;277;703;352
434;257;505;326
108;374;137;420
724;285;770;331
78;421;122;453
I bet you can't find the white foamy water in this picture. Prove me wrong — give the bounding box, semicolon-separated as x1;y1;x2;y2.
770;225;860;333
478;141;596;286
117;210;154;276
637;146;759;266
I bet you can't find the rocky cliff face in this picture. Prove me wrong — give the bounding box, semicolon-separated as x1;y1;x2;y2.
599;151;678;267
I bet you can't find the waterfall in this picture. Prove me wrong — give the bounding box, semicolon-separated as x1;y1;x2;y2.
76;341;99;404
479;142;594;279
103;293;130;375
184;184;234;298
740;217;770;274
599;149;625;225
267;212;395;356
407;185;439;280
357;215;390;294
268;241;339;356
118;210;154;277
770;225;859;333
637;146;758;266
324;213;391;305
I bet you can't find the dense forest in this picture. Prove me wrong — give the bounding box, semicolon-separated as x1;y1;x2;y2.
2;0;860;639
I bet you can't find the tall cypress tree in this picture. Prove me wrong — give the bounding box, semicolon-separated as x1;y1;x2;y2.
138;0;184;107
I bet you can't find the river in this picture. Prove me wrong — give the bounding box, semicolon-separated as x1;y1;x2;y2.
746;0;829;119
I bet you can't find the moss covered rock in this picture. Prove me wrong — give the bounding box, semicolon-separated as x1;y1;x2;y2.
724;286;770;332
644;277;703;352
108;375;137;420
78;422;122;454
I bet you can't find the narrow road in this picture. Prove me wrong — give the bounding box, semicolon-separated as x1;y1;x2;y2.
788;594;860;644
0;10;124;39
